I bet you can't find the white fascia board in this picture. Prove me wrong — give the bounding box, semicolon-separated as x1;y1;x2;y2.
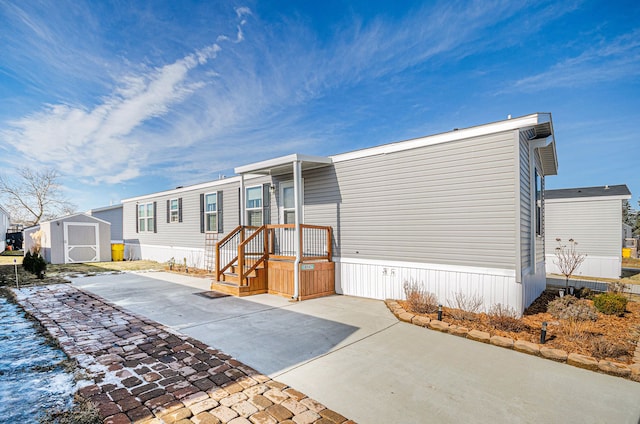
331;113;547;163
235;153;332;174
122;176;248;203
546;194;631;203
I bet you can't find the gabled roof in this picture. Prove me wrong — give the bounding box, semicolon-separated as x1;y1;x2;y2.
90;204;123;213
545;184;631;200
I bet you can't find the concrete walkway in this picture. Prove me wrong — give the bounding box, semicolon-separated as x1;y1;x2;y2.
73;272;640;424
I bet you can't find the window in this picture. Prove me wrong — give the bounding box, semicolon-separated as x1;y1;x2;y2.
169;199;179;223
282;184;295;224
246;186;263;226
205;193;218;232
138;202;154;232
535;169;542;236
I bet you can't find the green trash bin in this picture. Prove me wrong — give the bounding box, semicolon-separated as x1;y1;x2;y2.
111;243;124;261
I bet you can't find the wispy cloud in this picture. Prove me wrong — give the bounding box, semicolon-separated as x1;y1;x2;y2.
1;0;584;193
508;28;640;92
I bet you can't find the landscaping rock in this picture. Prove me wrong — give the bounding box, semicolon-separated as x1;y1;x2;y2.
598;360;631;377
539;347;568;362
567;353;599;371
398;312;415;323
467;330;490;344
411;315;430;327
514;340;540;356
490;335;514;349
447;325;469;337
428;320;450;332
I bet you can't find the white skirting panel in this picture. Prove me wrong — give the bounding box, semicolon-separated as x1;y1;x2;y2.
335;257;523;313
545;254;621;279
124;243;207;269
522;261;546;311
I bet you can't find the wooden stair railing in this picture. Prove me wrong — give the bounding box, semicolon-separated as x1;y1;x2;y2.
215;225;242;282
238;225;268;286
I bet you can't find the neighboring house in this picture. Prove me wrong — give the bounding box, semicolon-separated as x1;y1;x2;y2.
123;112;558;313
24;213;111;264
89;204;124;243
545;185;631;279
0;205;9;251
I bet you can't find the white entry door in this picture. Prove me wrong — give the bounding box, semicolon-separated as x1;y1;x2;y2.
64;222;100;263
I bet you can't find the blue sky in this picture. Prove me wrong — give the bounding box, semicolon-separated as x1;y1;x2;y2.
1;0;639;212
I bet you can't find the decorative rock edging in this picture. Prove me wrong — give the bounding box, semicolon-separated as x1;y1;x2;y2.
384;300;640;383
14;284;356;424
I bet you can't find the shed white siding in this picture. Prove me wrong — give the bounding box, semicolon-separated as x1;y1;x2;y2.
545;197;624;279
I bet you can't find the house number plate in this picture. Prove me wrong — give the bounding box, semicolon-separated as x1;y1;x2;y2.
300;264;315;270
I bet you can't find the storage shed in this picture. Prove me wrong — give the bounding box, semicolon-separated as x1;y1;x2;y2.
24;213;111;264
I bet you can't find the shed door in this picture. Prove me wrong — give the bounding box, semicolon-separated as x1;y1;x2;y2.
63;222;100;263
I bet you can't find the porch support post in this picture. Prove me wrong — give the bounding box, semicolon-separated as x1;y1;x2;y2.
239;174;246;226
293;160;302;300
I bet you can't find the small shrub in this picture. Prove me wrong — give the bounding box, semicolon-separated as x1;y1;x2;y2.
593;292;627;316
23;251;34;273
447;292;483;321
558;319;591;343
574;287;593;300
487;303;527;332
547;295;597;321
590;337;630;360
403;281;438;314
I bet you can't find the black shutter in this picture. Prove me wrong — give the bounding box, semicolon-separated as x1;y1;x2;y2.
153;201;157;233
166;200;170;223
200;193;205;233
135;204;139;233
178;198;183;223
217;191;223;233
262;183;271;225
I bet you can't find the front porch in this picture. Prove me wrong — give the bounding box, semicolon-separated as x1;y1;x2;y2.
211;224;335;300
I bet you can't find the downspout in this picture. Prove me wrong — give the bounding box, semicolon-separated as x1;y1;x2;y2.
293;160;302;301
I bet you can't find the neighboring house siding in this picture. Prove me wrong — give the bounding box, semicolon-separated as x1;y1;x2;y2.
91;206;123;242
545;198;622;278
303;130;518;269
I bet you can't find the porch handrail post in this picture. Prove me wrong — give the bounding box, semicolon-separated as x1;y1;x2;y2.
293;159;302;300
239;174;246;226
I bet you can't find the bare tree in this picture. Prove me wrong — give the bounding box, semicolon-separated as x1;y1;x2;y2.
0;168;76;226
553;238;586;290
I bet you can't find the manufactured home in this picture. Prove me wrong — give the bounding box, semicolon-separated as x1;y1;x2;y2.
0;205;9;251
122;113;558;313
24;213;112;264
545;185;631;279
90;204;124;243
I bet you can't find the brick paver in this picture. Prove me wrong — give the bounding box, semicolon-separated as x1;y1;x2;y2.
14;284;353;424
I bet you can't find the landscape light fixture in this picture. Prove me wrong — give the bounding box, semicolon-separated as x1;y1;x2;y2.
540;322;547;344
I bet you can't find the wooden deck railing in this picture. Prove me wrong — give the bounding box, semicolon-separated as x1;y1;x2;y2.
215;224;332;284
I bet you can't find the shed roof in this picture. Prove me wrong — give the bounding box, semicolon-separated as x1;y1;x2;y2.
545;184;631;200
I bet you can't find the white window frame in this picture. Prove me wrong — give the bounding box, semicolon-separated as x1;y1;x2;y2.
279;180;304;224
169;198;179;223
246;185;263;226
138;202;154;232
204;192;218;233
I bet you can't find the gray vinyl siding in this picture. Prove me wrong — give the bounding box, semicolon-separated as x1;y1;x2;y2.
545;198;622;258
519;131;532;270
534;154;545;264
122;177;270;248
91;206;123;241
301;131;518;269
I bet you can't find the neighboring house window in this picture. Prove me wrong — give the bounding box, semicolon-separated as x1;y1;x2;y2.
138;202;155;232
205;193;218;232
535;169;542;236
246;186;263;226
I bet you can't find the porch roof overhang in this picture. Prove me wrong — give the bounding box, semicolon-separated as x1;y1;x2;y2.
234;154;333;176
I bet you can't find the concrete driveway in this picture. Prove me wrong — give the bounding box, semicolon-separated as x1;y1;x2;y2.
73;272;640;424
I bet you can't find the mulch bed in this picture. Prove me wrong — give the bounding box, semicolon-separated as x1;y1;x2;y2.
400;289;640;364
